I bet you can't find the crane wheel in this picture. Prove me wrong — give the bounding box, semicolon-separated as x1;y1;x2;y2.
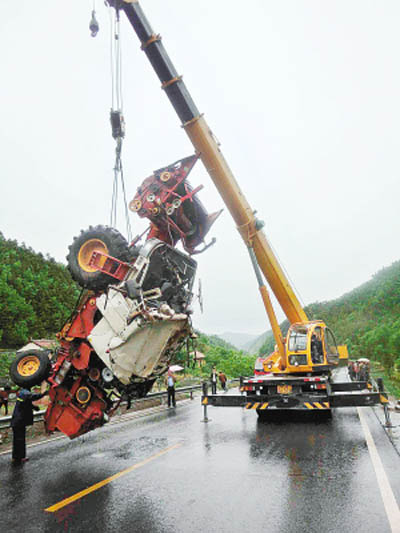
67;225;131;291
10;350;51;388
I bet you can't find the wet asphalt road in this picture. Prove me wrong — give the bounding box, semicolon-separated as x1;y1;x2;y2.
1;369;400;533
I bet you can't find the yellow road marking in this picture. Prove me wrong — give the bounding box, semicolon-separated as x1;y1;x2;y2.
323;402;330;408
245;403;252;409
304;402;313;409
260;403;268;410
314;402;324;409
44;443;181;513
251;403;260;410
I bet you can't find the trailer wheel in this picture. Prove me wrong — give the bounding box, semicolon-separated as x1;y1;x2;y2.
67;225;131;291
10;350;51;388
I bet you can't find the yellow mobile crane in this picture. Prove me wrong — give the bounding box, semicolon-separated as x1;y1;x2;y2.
108;0;389;418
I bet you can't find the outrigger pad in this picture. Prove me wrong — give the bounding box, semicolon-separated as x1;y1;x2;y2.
129;154;222;254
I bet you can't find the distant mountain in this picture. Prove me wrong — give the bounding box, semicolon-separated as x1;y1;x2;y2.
196;332;236;351
218;332;259;351
243;331;273;354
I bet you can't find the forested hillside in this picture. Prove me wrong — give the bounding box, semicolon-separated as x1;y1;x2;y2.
194;332;255;377
259;261;400;375
170;331;255;379
0;232;80;347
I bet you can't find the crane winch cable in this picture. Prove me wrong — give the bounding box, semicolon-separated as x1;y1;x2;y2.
107;5;131;242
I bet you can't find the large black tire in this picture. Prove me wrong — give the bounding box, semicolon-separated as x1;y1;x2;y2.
67;225;131;291
10;350;51;388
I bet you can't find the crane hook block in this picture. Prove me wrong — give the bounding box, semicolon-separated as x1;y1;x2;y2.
110;110;125;139
89;10;99;38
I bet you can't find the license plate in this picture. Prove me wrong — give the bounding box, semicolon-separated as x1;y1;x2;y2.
277;384;292;394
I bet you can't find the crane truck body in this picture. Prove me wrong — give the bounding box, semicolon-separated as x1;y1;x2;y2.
107;0;389;418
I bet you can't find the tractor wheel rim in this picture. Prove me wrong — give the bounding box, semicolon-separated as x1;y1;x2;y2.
78;239;109;273
17;356;40;377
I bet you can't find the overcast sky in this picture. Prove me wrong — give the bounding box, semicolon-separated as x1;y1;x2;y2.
1;1;400;336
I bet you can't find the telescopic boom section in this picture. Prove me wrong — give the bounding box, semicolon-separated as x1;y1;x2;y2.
116;0;308;326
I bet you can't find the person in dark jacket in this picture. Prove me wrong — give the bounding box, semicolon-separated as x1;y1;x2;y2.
11;387;47;465
311;333;323;364
210;366;218;394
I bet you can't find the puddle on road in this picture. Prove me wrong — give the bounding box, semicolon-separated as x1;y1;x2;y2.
91;435;170;461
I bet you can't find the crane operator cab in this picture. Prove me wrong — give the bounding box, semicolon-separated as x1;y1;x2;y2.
263;321;339;375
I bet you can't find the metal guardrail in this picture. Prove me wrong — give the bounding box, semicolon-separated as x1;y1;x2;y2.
0;379;241;431
0;385;204;430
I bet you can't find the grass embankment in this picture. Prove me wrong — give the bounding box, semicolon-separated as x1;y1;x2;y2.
370;361;400;400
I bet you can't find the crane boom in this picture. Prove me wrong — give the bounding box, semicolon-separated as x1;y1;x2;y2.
113;0;308;335
98;2;388;419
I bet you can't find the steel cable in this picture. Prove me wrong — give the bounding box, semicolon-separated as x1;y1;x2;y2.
107;7;131;242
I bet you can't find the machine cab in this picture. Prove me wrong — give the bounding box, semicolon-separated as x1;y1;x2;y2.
285;322;339;371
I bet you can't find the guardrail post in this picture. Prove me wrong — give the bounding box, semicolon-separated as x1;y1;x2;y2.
377;377;392;428
201;381;210;422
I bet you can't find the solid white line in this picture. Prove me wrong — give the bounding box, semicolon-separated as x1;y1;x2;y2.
357;407;400;533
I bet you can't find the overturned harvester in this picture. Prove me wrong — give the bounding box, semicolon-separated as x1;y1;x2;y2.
10;155;220;438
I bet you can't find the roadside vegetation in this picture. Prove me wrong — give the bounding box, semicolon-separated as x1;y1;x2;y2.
0;351;14;378
0;232;79;347
370;361;400;399
177;332;255;380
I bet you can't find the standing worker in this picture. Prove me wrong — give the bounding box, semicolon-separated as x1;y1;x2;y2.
353;360;360;381
359;361;370;383
0;385;11;415
210;365;218;394
347;361;354;380
218;371;227;392
166;369;176;408
11;386;48;465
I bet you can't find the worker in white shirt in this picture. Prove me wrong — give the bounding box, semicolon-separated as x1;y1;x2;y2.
166;369;177;407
